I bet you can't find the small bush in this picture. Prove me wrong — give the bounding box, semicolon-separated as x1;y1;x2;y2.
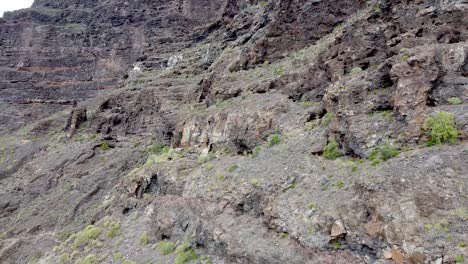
100;142;110;151
59;253;70;264
371;160;381;166
73;225;101;248
323;139;341;160
228;164;239;172
250;179;259;186
106;221;121;238
299;100;313;108
321;112;334;127
157;241;176;256
455;256;464;263
198;152;216;164
350;67;363;74
174;245;197;264
113;253;124;262
150;143;166;154
139;232;150;246
273;65;285;77
378;143;400;161
423;112;458;145
337;181;344;188
448;97;462;105
252;146;262;158
82;254;97;264
205;163;214;170
269;134;281;146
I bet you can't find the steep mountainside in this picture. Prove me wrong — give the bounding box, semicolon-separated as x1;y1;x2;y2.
0;0;467;264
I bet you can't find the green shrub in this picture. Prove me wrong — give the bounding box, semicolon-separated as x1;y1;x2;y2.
82;254;97;264
205;163;214;170
106;221;121;238
299;100;313;108
113;253;124;262
150;143;166;154
350;67;363;74
174;245;197;264
59;253;70;264
100;142;110;151
269;134;281;146
332;241;341;249
371;160;381;166
321;112;334;127
250;179;259;186
448;97;462;105
455;256;464;263
198;152;216;164
252;146;262;158
157;241;176;255
228;164;239;172
72;225;101;248
423;112;458;145
323;139;340;160
378;143;400;161
139;232;150;246
273;65;285;77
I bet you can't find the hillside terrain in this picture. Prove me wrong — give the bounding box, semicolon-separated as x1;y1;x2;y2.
0;0;467;263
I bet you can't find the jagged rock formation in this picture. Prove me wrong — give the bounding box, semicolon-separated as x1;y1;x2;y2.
0;0;467;264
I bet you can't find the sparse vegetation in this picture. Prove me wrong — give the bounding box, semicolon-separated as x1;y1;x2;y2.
455;256;464;263
371;159;381;166
198;152;216;164
273;65;285;77
250;179;259;186
174;245;197;264
228;164;239;172
81;254;97;264
423;112;458;145
323;139;341;160
259;0;268;8
157;241;176;255
332;241;342;249
71;225;101;249
269;134;281;146
100;142;110;151
377;143;400;161
59;253;70;263
350;67;363;74
321;112;334;127
299;100;314;108
252;146;262;158
205;163;214;170
139;232;150;246
448;97;462;105
105;220;121;238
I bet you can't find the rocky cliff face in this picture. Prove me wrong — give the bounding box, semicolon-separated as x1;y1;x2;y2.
0;1;467;264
